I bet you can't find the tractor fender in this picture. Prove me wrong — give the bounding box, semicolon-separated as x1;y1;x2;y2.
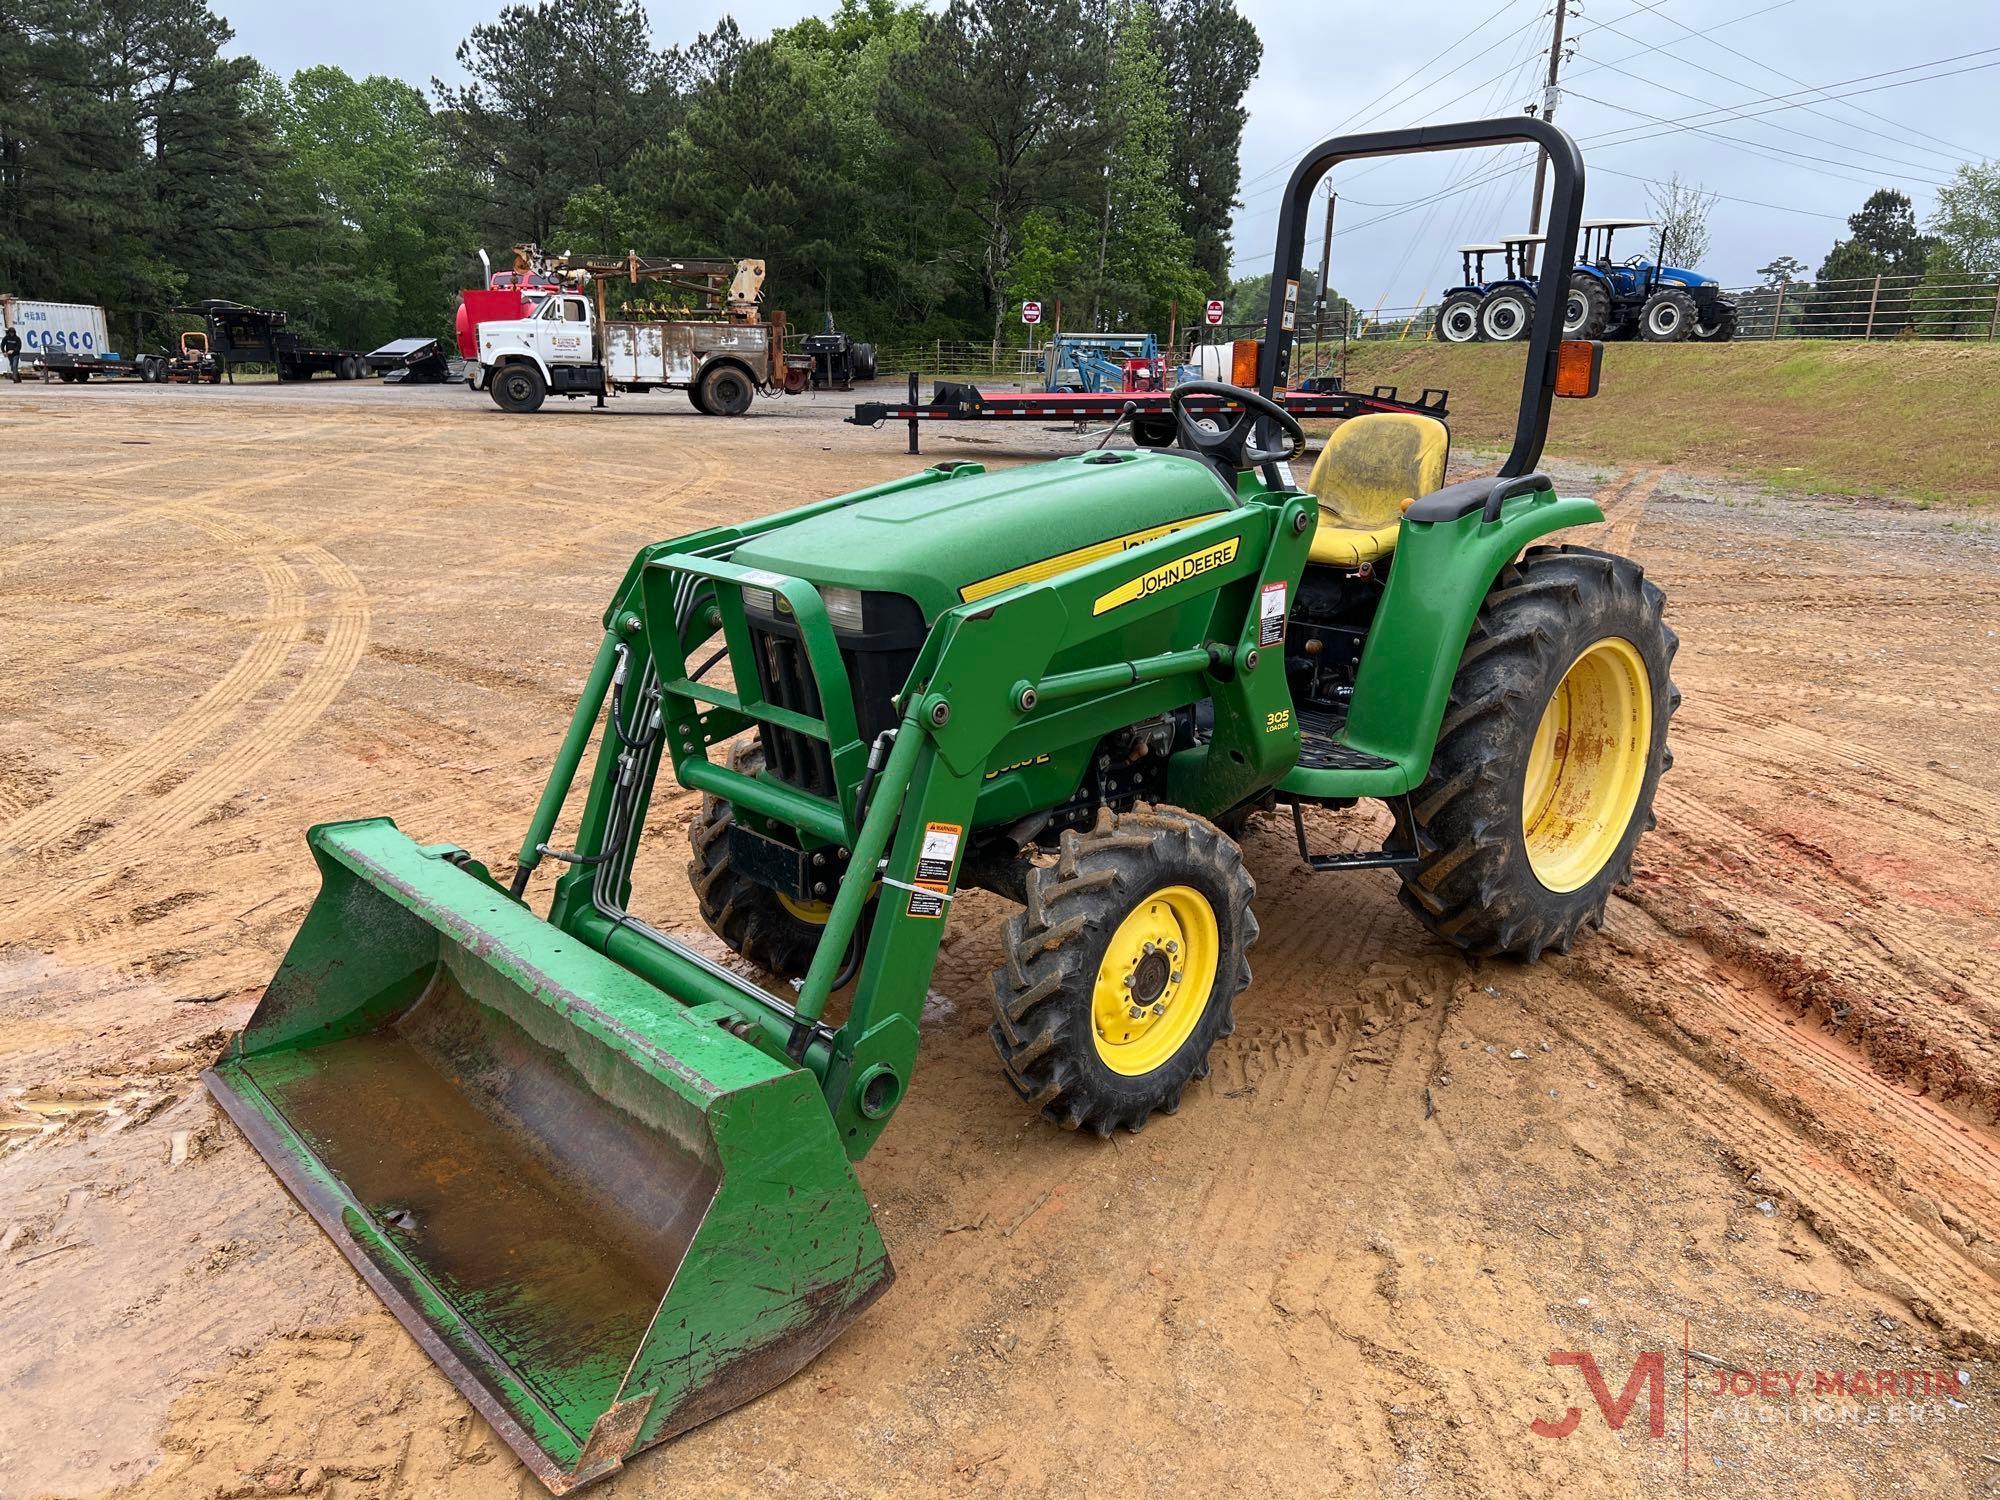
1568;264;1613;288
1337;491;1605;790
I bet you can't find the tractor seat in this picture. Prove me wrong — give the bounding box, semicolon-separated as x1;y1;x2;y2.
1304;411;1449;567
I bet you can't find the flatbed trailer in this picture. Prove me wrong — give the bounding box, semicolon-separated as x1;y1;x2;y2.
853;374;1449;453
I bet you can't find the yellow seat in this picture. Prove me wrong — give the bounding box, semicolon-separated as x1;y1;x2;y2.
1304;411;1449;567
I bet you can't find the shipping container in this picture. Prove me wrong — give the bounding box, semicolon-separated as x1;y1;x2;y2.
2;297;112;356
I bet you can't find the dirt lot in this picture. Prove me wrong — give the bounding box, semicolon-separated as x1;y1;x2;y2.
2;376;1997;1499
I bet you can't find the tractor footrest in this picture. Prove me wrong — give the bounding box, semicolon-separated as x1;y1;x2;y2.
1295;709;1396;772
1289;793;1430;873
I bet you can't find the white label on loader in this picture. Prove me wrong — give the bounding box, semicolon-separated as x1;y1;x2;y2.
915;823;961;885
1260;580;1287;647
909;823;962;917
1281;279;1300;332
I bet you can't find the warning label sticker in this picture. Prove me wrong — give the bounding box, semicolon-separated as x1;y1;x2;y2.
916;823;962;884
1260;580;1287;647
908;822;962;917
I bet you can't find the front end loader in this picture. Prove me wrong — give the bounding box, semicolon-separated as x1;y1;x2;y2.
208;116;1676;1491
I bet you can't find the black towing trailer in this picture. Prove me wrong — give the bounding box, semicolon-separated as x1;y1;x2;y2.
179;300;373;382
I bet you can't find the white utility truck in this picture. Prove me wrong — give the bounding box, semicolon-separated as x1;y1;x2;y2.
471;252;808;415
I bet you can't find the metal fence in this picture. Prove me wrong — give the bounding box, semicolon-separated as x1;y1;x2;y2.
867;273;2000;380
1332;272;2000;343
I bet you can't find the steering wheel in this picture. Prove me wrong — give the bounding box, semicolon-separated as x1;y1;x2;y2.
1168;380;1306;475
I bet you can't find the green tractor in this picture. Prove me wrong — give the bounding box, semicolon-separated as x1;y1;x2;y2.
206;118;1675;1492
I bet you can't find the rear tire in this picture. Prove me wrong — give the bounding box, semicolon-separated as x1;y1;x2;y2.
1564;274;1610;339
1639;289;1697;342
990;806;1255;1137
490;362;546;413
1437;291;1482;344
1398;546;1679;960
688;741;833;979
1478;287;1534;342
697;362;754;416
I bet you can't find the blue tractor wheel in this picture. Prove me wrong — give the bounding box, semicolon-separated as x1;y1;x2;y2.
1563;274;1610;339
1478;286;1534;343
1639;288;1698;342
1438;291;1483;343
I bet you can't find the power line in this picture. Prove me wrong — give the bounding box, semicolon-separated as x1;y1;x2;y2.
1593;0;1991;161
1576;53;1956;179
1564;88;1955;191
1564;51;2000;156
1235;2;1540;196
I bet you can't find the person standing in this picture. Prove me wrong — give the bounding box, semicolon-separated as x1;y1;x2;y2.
2;322;21;383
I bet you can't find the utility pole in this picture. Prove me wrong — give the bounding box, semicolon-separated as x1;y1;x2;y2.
1523;0;1570;278
1314;185;1336;375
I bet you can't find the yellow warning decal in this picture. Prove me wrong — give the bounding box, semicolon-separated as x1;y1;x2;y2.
1092;537;1241;615
958;513;1224;603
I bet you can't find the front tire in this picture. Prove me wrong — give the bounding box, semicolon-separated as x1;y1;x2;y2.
490;362;546;413
1399;546;1679;960
990;806;1255;1136
1639;289;1697;342
1478;286;1534;342
1692;304;1736;342
688;741;833;978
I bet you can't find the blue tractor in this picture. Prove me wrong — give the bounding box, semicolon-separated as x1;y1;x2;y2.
1436;234;1546;344
1564;217;1736;342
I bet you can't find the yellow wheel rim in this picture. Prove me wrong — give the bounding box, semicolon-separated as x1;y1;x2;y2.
1090;885;1220;1077
1522;636;1653;893
777;892;832;925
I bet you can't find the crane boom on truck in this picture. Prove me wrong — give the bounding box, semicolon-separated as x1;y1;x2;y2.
472;248;811;416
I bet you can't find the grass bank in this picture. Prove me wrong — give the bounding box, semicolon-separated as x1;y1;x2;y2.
1325;340;2000;505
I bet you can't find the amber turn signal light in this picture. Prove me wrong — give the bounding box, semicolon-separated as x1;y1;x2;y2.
1554;339;1603;399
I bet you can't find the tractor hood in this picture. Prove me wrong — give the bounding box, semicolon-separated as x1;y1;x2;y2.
1652;264;1717;290
731;450;1236;622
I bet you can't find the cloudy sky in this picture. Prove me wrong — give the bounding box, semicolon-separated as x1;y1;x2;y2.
218;0;1997;309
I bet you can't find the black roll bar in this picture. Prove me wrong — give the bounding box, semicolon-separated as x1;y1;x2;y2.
1260;117;1586;479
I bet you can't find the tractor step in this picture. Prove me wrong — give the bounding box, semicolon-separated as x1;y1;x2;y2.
1288;795;1430;873
1295;706;1396;772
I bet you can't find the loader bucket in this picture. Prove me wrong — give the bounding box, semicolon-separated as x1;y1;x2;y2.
204;817;892;1494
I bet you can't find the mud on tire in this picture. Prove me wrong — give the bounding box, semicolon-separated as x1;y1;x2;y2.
990;806;1256;1137
1398;545;1680;960
687;740;829;978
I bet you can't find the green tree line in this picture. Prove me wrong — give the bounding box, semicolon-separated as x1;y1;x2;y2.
0;0;1259;355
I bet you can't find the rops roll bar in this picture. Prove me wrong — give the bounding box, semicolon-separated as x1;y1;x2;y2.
1260;117;1586;479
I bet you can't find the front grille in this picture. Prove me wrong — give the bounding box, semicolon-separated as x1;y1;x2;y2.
748;623;836;796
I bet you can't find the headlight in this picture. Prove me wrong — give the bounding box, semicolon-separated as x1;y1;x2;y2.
819;585;865;632
741;585;776;616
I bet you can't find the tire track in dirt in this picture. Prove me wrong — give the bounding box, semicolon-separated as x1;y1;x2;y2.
1579;902;2000;1262
0;427;430;584
1524;961;2000;1356
1647;780;2000;1111
0;519;307;861
3;539;370;944
1594;464;1664;554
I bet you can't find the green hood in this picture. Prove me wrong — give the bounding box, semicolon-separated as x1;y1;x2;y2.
731;450;1234;621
